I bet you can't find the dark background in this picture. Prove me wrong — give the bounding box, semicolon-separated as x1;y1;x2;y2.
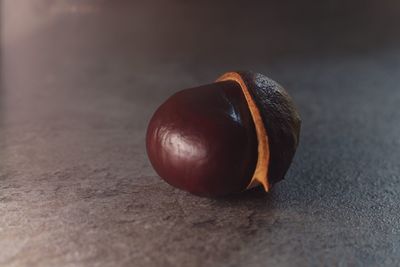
1;1;400;266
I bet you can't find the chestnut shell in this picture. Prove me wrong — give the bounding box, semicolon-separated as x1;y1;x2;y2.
230;71;301;185
146;71;301;197
146;80;258;197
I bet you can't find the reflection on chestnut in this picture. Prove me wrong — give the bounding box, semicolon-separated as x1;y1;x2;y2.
146;71;301;197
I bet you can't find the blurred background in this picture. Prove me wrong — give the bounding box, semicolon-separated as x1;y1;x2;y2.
1;1;400;267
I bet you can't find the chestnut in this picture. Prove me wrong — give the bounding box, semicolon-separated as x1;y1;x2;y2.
146;71;301;197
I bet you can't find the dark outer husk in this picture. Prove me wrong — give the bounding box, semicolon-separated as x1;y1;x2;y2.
237;71;301;185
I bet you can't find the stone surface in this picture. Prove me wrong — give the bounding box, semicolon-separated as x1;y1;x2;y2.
1;1;400;266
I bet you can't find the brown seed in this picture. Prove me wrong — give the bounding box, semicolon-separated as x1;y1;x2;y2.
146;71;301;197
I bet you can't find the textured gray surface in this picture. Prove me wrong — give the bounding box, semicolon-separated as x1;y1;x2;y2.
1;1;400;266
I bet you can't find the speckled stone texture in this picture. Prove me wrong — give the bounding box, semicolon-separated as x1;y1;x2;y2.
1;1;400;266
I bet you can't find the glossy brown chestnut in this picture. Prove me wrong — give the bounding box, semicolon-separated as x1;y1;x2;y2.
146;71;301;197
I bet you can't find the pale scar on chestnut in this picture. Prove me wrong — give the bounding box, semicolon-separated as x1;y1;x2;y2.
146;71;301;197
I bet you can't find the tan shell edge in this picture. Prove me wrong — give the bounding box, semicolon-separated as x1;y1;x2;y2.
217;72;270;192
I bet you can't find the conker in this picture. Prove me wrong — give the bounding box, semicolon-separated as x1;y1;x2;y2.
146;71;301;197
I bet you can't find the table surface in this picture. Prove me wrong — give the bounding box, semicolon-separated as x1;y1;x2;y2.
1;1;400;266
